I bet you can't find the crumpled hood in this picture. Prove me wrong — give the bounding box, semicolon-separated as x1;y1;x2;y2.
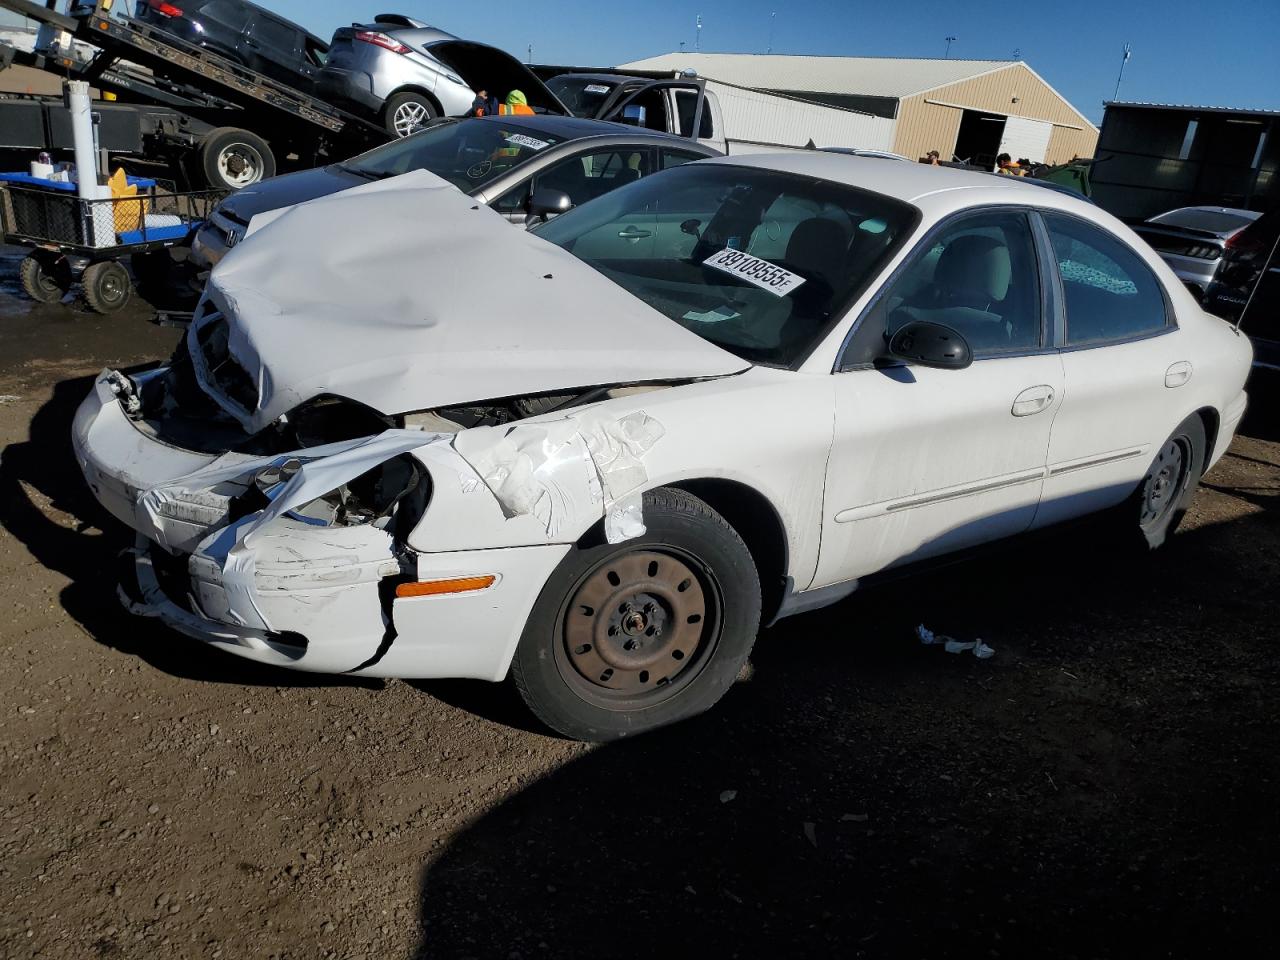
198;169;748;434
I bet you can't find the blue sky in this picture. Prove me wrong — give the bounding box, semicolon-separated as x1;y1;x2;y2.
4;1;1278;122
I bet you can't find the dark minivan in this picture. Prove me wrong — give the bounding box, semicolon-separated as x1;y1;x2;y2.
134;0;329;93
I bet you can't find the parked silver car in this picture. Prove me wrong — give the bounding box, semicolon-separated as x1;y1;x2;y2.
1132;206;1262;296
317;15;564;137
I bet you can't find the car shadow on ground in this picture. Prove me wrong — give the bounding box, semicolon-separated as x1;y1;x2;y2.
408;465;1278;958
0;375;382;689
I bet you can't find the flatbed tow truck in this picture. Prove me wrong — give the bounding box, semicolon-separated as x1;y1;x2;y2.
0;0;388;189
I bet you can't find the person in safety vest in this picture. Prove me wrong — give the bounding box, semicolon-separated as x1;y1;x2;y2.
473;90;536;117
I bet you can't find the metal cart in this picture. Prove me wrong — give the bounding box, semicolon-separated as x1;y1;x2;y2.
0;173;224;313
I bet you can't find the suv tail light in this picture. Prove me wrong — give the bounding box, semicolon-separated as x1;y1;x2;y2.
1225;228;1265;260
355;30;411;54
146;0;184;16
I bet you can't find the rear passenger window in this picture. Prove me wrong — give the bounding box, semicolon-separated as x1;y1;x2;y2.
1043;214;1169;344
251;15;298;56
196;1;252;32
881;211;1043;356
661;149;706;170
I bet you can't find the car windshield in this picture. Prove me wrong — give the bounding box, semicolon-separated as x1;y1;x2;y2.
1152;208;1260;234
536;164;917;366
341;119;567;193
546;75;618;117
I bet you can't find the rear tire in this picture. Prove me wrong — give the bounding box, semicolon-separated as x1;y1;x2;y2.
1127;414;1207;550
511;487;761;741
384;92;439;138
198;128;276;190
19;251;72;303
82;260;132;314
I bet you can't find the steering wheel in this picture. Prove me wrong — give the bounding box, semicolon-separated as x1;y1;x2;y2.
466;160;492;180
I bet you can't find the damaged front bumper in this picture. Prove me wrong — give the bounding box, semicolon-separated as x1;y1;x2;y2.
71;370;571;679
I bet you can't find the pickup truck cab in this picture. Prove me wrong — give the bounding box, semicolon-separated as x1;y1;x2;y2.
545;72;727;154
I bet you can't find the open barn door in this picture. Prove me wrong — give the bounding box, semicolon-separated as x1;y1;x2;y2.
998;116;1053;164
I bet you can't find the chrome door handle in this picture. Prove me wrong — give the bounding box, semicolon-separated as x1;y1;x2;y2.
617;226;652;241
1012;385;1055;417
1165;361;1193;388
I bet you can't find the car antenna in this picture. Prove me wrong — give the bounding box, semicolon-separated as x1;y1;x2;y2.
1235;229;1280;334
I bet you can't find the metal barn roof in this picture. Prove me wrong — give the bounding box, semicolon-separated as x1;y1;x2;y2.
617;53;1016;99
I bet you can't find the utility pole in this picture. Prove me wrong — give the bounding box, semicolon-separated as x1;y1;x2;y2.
767;11;776;54
696;14;702;53
1113;43;1132;101
527;43;532;63
944;36;957;59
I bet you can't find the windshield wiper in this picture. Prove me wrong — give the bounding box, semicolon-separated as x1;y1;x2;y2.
340;164;399;181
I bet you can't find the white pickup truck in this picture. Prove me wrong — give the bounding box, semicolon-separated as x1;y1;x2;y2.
541;69;897;157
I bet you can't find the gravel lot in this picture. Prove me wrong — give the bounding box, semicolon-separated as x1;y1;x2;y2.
1;247;1276;959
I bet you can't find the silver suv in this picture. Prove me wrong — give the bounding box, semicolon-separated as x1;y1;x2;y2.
318;15;563;137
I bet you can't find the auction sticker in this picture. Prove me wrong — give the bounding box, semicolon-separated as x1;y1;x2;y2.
505;134;550;150
584;84;611;94
703;248;805;296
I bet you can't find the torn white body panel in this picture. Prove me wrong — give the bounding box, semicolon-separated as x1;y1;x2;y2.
199;168;748;433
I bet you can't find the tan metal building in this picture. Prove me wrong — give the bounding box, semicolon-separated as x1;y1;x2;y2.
621;53;1098;168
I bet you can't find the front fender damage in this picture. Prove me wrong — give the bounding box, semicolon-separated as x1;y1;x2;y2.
128;410;665;657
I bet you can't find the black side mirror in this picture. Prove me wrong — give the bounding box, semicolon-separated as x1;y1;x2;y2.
529;188;573;220
888;320;973;370
680;218;702;237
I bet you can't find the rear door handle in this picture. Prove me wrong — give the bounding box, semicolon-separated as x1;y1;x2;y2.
1165;361;1193;388
1012;385;1055;417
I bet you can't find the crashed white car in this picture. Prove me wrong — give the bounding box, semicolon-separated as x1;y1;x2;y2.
73;156;1251;740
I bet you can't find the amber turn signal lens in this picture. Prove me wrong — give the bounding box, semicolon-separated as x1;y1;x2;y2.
395;576;495;598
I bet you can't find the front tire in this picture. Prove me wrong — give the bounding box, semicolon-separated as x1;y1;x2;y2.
511;488;761;741
82;260;132;314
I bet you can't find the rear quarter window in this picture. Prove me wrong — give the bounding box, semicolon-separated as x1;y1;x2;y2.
1044;214;1170;345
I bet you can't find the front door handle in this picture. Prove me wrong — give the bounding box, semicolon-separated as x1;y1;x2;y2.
617;226;652;241
1165;361;1193;388
1012;385;1055;417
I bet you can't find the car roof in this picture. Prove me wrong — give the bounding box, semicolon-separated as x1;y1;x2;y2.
702;151;1099;212
1153;206;1262;219
475;113;709;146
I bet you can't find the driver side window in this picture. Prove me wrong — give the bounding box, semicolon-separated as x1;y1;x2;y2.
881;211;1043;357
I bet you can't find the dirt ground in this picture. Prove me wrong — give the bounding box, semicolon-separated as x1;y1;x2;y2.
0;246;1277;959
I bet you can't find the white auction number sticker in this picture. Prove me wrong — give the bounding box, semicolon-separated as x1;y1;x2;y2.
703;248;806;296
505;134;550;150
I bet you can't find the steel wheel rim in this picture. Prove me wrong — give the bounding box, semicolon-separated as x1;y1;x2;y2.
100;268;127;305
1140;437;1188;528
393;102;430;137
217;143;262;187
555;548;721;706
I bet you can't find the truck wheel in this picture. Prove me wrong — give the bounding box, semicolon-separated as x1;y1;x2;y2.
511;488;761;741
82;260;132;314
19;251;72;303
199;128;276;190
384;92;438;138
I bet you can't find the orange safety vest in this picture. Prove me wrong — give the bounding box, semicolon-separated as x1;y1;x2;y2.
498;102;535;116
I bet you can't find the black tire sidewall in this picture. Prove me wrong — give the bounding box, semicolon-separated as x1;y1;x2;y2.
1138;413;1207;550
20;254;67;303
83;261;131;313
200;129;276;190
512;488;761;741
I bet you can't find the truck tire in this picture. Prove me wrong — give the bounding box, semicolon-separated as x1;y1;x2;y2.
384;92;438;138
82;260;132;314
19;251;72;304
199;128;276;190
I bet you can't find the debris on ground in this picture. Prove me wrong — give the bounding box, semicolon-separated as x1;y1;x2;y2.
917;624;995;659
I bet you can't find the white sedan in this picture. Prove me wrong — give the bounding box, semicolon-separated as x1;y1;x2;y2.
72;155;1251;740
